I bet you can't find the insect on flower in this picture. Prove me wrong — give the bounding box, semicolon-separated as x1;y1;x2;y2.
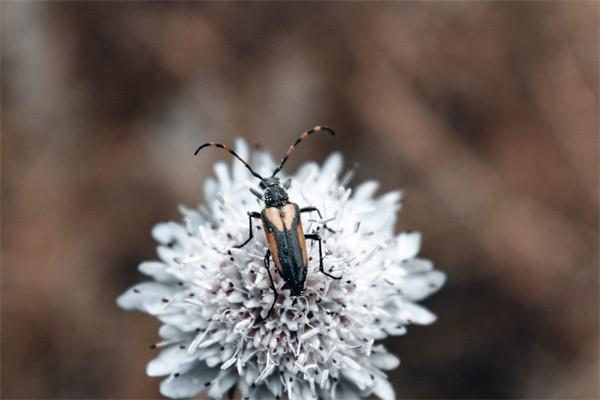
117;129;446;400
195;126;340;318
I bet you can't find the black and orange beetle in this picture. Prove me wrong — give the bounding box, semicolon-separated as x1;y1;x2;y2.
195;126;341;317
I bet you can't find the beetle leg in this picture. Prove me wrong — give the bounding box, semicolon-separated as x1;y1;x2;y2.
301;207;336;234
249;188;263;201
263;249;278;318
305;233;341;280
234;211;261;248
300;206;323;219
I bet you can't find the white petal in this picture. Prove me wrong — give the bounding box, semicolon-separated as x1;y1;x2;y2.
207;369;238;399
159;324;183;340
232;138;250;181
160;375;202;399
392;301;437;325
214;162;231;190
264;373;284;397
321;152;343;177
379;190;402;206
400;258;434;274
138;261;173;282
396;232;421;260
159;363;219;399
227;291;245;303
334;382;362;400
254;385;277;400
156;246;182;267
178;205;204;233
203;178;218;202
151;222;188;247
384;325;407;336
341;367;369;390
397;270;446;301
147;345;186;376
372;375;395;400
296;382;318;400
294;162;319;183
116;282;174;311
158;312;197;326
353;180;379;201
151;222;174;244
370;351;400;370
254;158;276;179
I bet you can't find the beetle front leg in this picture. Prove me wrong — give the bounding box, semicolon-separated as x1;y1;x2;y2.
263;249;278;318
234;211;261;248
305;233;342;280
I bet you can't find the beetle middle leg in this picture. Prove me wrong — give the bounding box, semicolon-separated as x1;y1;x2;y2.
234;211;261;248
262;249;278;318
300;206;323;219
305;233;341;280
301;207;335;234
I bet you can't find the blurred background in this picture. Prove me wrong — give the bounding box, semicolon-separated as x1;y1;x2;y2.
2;2;598;399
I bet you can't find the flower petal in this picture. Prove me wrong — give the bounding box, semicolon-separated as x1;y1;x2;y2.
396;231;422;260
138;261;172;282
372;375;395;400
158;324;184;340
334;382;362;400
203;178;218;203
341;367;369;390
207;369;238;399
392;300;437;325
370;351;400;370
152;222;190;249
147;346;187;377
398;270;446;301
116;282;174;311
353;180;379;201
159;362;219;399
232;138;251;181
214;161;231;190
321;152;343;178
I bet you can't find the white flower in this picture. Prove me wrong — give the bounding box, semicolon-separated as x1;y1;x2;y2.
117;138;445;400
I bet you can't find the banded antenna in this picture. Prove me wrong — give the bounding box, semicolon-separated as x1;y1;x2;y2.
194;142;265;182
272;125;336;177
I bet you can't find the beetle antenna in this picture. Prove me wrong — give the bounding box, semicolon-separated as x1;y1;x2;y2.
272;125;335;177
195;143;265;182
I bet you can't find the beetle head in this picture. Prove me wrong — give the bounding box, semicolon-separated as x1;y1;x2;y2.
261;177;289;208
259;177;279;189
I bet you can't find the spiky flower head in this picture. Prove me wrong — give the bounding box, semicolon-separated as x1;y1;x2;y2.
117;139;445;400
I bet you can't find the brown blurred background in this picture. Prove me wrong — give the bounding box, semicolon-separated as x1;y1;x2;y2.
2;2;598;399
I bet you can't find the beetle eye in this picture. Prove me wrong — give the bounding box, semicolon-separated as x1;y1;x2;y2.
259;181;267;189
283;178;291;190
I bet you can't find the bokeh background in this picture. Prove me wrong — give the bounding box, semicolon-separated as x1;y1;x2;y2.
2;2;598;399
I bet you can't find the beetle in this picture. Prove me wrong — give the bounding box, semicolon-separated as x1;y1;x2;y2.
195;126;341;318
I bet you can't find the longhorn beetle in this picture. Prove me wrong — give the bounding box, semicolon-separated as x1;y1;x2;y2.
195;126;341;318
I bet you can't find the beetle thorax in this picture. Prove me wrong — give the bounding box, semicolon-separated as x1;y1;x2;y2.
263;184;289;208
